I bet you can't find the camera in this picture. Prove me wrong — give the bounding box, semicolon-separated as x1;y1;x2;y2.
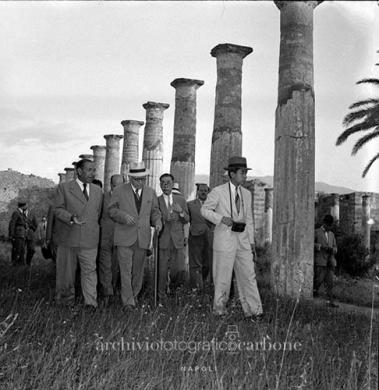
231;221;246;232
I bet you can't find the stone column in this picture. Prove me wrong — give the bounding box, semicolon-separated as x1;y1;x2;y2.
58;173;66;183
64;167;75;182
90;145;106;184
362;194;371;250
71;162;78;180
170;78;204;200
103;134;123;193
79;154;94;161
271;1;322;299
330;193;340;223
264;188;274;244
121;120;144;179
142;101;169;193
209;43;252;188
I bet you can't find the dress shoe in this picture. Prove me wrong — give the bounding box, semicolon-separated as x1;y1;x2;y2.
327;301;339;308
245;313;264;323
122;304;135;312
84;304;97;313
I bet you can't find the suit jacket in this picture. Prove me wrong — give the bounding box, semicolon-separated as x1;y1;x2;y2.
100;191;115;244
187;199;214;236
314;227;337;267
108;183;162;249
201;182;255;252
53;180;103;249
36;221;47;243
46;205;56;243
8;209;37;240
158;194;189;249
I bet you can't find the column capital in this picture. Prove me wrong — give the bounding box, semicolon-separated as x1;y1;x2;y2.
72;161;77;167
64;167;75;172
121;120;145;127
274;1;323;10
79;154;94;160
170;78;204;89
104;134;124;141
90;145;106;152
211;43;253;59
264;187;274;193
142;101;170;111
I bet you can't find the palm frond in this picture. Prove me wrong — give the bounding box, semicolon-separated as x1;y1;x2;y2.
349;98;379;110
336;122;378;145
357;78;379;86
343;108;370;125
351;128;379;155
362;152;379;177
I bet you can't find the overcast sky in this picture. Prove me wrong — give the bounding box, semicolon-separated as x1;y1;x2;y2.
0;1;378;192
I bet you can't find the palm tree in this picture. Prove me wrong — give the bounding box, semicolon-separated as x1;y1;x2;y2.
336;51;379;177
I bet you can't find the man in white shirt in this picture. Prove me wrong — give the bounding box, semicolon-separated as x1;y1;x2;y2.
201;156;263;321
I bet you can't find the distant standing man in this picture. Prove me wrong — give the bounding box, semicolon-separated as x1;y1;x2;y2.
53;158;103;308
314;214;338;308
158;173;189;301
187;183;214;290
201;156;263;320
36;216;48;248
98;174;124;301
108;162;162;309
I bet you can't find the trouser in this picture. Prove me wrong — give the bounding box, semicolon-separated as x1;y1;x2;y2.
314;265;335;301
213;241;262;316
98;238;119;296
56;246;98;307
158;239;184;300
188;233;212;289
25;239;35;266
11;237;25;265
117;244;146;306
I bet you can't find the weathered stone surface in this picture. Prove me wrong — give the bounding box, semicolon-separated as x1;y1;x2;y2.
362;194;371;250
90;145;106;184
170;78;204;200
142;101;169;193
79;154;94;161
121;120;144;179
104;134;123;193
264;188;274;244
271;1;322;299
64;167;75;182
210;43;252;188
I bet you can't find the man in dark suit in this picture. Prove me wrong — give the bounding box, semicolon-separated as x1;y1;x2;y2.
98;174;124;301
108;162;162;309
314;214;338;307
158;173;189;302
187;183;214;290
53;158;103;308
8;200;38;266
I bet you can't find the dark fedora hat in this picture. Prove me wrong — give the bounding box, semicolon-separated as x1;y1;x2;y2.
224;156;251;171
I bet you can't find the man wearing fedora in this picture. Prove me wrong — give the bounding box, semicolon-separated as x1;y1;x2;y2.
108;162;162;309
201;156;263;320
53;158;103;308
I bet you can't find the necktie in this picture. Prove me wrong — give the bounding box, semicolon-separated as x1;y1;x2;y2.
135;189;140;201
83;183;89;201
235;187;240;214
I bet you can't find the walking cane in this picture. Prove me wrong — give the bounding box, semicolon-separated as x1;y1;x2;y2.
153;228;159;308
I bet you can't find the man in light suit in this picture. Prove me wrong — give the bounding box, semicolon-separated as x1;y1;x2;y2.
158;173;189;302
108;162;162;309
201;156;263;320
53;158;103;308
314;214;338;307
98;174;124;302
187;183;214;290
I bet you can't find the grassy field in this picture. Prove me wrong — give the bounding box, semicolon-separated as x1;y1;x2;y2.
0;246;378;389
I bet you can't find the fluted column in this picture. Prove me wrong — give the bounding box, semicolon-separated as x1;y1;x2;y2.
209;43;252;188
79;154;94;161
58;173;66;183
64;167;75;182
90;145;106;183
362;194;371;251
330;193;340;223
104;134;123;193
121;120;144;179
271;1;322;298
170;78;204;200
142;101;169;193
264;188;274;244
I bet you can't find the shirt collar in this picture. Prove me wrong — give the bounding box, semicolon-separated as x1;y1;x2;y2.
76;178;90;194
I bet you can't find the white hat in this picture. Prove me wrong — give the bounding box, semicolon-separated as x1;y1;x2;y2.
128;162;150;177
